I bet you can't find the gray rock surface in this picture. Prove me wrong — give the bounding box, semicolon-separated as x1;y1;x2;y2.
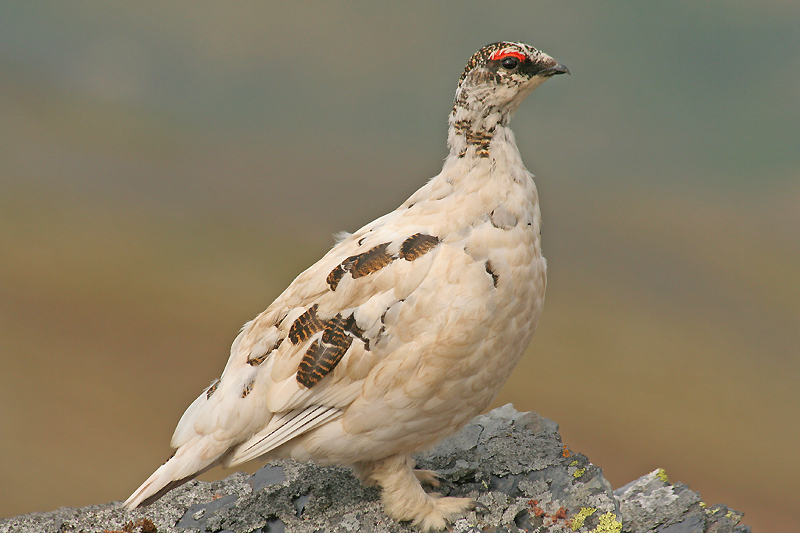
0;405;750;533
614;469;748;533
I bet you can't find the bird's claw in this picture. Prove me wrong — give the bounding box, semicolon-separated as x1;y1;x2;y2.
472;501;490;514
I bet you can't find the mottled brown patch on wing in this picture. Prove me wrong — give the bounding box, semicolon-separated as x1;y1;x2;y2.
350;243;393;278
326;264;347;291
327;243;394;290
241;379;255;398
206;379;220;400
288;304;324;345
485;260;499;287
247;354;267;367
400;233;440;261
274;311;289;328
247;338;284;366
296;315;354;388
344;314;370;351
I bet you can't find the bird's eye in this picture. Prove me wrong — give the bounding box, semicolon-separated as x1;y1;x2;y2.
500;56;519;70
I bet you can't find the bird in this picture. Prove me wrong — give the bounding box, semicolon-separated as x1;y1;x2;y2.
125;41;568;530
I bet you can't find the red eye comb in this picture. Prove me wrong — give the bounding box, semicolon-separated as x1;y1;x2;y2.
489;49;526;62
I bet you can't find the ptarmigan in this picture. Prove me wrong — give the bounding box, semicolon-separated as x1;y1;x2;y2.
125;41;568;530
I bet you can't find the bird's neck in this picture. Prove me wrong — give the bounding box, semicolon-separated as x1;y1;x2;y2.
446;104;511;159
411;107;532;219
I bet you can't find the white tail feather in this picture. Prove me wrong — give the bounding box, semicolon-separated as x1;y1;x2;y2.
226;405;341;466
126;404;343;508
124;435;228;509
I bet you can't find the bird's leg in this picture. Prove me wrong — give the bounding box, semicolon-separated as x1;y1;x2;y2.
355;461;443;488
413;468;442;487
360;454;473;531
351;462;380;487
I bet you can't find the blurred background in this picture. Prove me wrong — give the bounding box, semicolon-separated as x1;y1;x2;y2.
1;1;798;530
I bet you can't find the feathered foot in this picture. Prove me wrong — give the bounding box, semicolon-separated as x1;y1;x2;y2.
413;469;443;487
357;455;473;531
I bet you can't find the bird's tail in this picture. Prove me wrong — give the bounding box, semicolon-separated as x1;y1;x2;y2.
123;435;229;509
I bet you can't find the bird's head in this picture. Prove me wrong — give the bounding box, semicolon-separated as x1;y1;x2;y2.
453;42;569;120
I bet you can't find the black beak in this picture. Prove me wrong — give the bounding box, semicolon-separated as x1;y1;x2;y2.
541;62;570;77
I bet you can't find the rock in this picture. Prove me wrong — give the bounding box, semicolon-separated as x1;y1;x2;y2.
0;405;750;533
615;469;749;533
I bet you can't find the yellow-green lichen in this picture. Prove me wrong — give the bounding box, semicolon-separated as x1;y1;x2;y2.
588;512;622;533
569;507;596;530
570;460;579;466
726;510;743;522
573;467;586;478
655;468;669;483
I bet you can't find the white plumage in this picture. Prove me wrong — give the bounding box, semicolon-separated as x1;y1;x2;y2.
125;41;568;530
